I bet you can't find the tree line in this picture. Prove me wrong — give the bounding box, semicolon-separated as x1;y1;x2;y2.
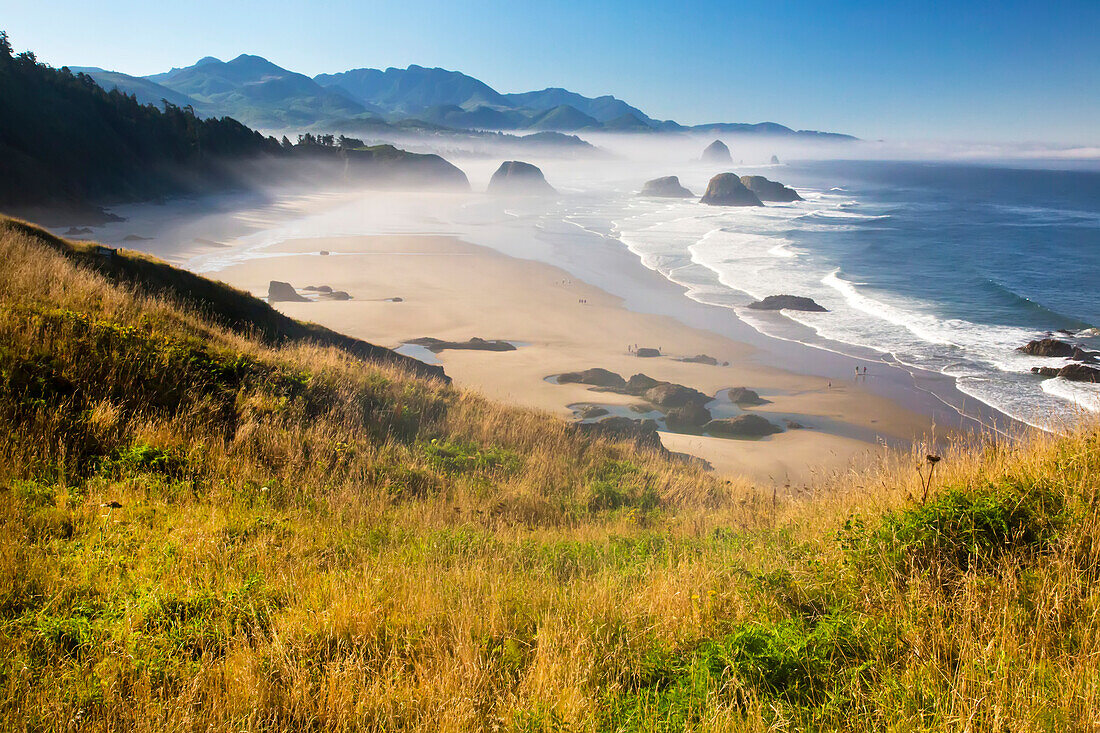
0;31;374;211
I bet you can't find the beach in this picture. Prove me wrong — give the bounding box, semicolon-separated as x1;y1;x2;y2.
199;231;940;485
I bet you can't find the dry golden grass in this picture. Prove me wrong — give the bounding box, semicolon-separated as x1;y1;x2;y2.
1;217;1098;731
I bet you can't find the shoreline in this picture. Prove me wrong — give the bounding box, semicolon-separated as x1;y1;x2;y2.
199;232;958;484
45;187;1029;482
149;186;1021;440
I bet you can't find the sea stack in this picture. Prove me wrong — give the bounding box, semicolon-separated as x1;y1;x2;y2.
699;173;764;207
701;139;732;163
639;176;694;198
771;155;780;164
487;161;556;194
740;175;803;202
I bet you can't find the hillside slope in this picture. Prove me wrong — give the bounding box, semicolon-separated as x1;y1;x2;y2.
1;218;1098;730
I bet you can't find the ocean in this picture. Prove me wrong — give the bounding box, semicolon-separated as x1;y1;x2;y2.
602;160;1100;429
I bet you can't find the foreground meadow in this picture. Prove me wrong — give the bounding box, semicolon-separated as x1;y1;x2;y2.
1;218;1097;731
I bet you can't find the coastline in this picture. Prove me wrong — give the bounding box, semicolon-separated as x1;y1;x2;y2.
50;187;1027;482
201;232;952;484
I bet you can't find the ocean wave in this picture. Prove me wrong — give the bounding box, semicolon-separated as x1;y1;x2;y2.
1040;378;1100;414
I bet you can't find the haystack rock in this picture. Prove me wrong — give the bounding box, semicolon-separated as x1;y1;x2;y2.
740;175;803;202
699;173;764;207
639;176;694;198
771;155;780;164
268;281;309;303
487;161;556;194
701;139;732;163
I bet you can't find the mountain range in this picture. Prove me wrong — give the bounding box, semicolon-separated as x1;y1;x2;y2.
74;55;854;139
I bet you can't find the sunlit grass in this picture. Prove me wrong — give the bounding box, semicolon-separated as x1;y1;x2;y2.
1;217;1098;731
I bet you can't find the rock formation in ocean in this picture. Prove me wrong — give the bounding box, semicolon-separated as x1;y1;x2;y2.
1032;363;1100;382
771;155;780;164
705;414;783;437
747;295;828;312
699;173;764;207
701;139;732;163
268;281;309;303
739;175;803;202
639;176;694;198
1019;338;1075;357
487;161;556;194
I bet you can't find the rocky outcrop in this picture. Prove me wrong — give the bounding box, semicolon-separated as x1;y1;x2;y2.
727;387;766;405
1060;364;1100;382
268;281;309;303
320;291;352;301
705;414;783;437
409;337;516;353
1019;338;1075;357
747;295;828;312
487;161;556;194
578;405;609;419
575;416;663;452
624;373;662;396
639;176;694;198
677;354;718;365
701;140;732;163
739;175;803;202
557;368;626;388
664;402;712;431
1033;364;1100;382
644;383;710;408
636;347;661;358
699;173;764;207
1071;347;1099;363
1018;338;1098;362
771;155;780;165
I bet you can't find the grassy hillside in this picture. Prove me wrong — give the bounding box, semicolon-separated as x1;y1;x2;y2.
1;219;1099;731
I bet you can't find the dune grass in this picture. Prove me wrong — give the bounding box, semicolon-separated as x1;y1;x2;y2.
1;217;1098;731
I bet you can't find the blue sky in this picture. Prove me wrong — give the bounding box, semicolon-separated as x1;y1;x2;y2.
2;0;1098;143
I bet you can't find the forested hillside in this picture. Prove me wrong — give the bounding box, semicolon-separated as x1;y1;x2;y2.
0;32;280;210
0;32;468;217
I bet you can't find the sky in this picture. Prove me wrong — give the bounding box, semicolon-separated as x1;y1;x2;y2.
2;0;1098;144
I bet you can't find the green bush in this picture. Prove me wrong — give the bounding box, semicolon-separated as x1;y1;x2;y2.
843;482;1066;579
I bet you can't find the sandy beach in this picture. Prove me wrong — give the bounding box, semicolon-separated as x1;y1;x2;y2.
202;232;939;485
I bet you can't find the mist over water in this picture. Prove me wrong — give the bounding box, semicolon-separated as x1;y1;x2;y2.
106;132;1100;430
